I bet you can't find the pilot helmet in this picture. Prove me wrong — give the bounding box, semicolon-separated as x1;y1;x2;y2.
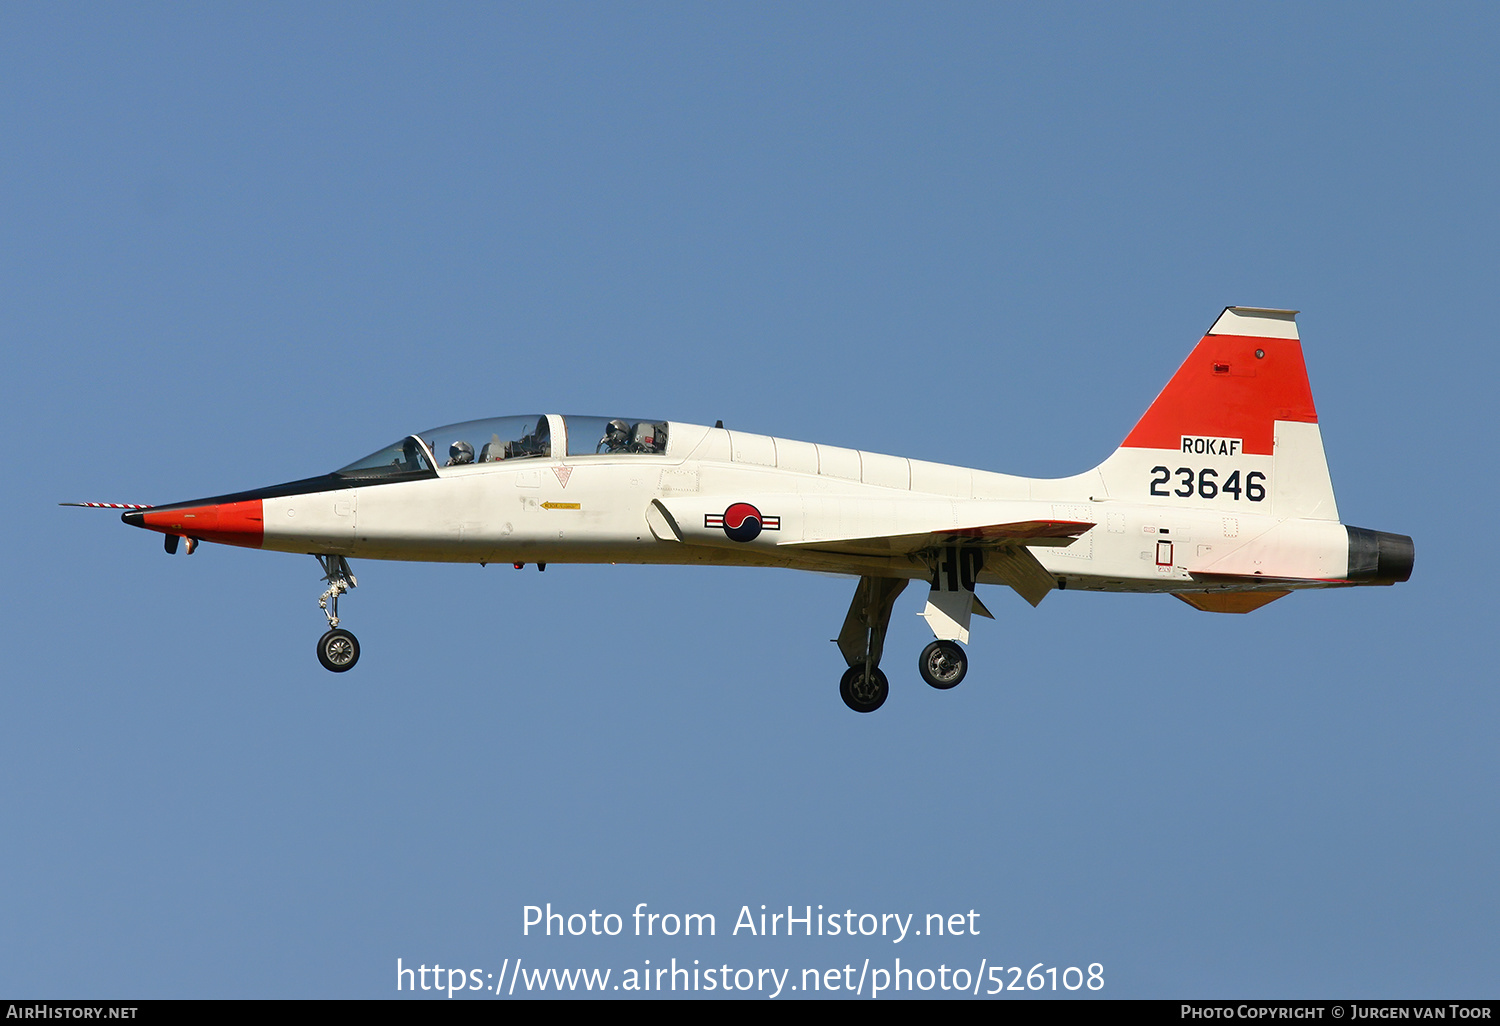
606;419;630;442
449;440;475;465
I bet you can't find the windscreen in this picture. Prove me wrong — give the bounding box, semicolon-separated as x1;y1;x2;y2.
335;436;435;480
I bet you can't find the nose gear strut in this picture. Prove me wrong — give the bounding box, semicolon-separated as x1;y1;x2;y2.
315;555;360;672
317;555;357;628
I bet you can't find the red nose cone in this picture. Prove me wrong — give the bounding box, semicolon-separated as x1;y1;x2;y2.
137;500;265;548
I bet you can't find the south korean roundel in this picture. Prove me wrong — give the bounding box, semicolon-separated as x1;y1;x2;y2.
704;502;781;542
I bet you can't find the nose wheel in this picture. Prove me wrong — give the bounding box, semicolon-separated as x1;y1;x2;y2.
314;555;360;673
317;628;360;672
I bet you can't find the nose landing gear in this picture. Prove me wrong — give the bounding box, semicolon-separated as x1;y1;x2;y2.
315;555;360;672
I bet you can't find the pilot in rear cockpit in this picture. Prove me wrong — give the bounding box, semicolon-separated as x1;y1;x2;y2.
599;419;631;453
446;440;475;466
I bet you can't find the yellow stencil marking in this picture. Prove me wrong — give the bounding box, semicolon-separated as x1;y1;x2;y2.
541;501;581;510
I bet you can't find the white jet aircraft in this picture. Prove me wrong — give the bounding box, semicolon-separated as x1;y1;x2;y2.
72;307;1412;711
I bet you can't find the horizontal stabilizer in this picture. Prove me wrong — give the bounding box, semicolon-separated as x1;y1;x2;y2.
1190;571;1330;586
1176;591;1290;614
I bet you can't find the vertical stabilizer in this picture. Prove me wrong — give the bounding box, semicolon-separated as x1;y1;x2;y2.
1096;307;1340;521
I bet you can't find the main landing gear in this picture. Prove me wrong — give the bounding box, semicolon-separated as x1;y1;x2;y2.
839;665;890;713
836;576;908;713
836;552;985;711
918;640;967;689
315;554;359;672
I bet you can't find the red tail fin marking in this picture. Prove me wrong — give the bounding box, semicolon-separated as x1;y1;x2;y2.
1120;334;1317;457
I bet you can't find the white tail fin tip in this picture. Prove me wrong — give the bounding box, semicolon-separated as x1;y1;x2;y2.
1209;307;1299;340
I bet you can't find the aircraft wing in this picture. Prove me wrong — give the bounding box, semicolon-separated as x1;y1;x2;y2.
653;495;1092;608
653;495;1093;555
779;518;1094;556
781;519;1089;608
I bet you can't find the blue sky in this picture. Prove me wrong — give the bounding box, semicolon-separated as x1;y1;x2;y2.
3;3;1495;998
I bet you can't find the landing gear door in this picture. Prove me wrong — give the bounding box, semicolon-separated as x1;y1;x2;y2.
921;545;983;643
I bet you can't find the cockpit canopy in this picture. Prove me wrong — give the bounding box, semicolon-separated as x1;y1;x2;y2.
335;415;667;480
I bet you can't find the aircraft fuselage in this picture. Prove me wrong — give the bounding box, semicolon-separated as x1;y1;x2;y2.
128;417;1409;595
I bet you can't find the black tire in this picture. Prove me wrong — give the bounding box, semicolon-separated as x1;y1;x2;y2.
918;640;967;690
317;628;360;673
839;665;888;713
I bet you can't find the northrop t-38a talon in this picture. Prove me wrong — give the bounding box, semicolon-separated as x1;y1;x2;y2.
70;307;1412;712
